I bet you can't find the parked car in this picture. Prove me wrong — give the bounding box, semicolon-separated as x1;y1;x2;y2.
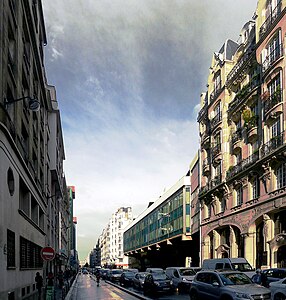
166;267;200;293
269;277;286;300
119;271;136;287
124;268;139;273
133;272;148;289
189;269;271;300
202;257;255;278
262;268;286;287
143;272;173;295
99;268;110;280
108;269;124;283
145;267;164;273
82;269;88;275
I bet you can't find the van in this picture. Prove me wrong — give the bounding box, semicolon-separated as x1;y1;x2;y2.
165;267;201;293
202;258;255;278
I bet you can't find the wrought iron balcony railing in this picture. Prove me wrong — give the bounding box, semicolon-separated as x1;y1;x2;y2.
262;43;283;73
211;143;221;157
210;112;222;130
228;81;259;114
259;1;282;39
210;81;222;103
226;152;259;179
261;131;284;157
264;91;283;115
231;129;243;145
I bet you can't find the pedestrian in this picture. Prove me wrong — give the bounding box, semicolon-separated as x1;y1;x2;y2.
47;272;54;286
95;269;101;286
35;272;43;299
57;270;64;288
252;269;262;284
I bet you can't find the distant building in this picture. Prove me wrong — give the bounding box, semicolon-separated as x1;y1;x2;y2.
100;207;133;268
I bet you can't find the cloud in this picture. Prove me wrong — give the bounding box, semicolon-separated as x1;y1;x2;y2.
42;0;257;260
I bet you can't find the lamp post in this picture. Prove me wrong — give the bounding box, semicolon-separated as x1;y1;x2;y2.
5;96;40;111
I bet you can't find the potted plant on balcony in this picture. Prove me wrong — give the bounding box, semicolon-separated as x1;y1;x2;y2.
242;108;252;125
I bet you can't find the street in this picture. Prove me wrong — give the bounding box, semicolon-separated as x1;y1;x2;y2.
68;273;190;300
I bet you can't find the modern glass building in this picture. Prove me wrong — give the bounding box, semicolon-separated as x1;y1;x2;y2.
123;174;200;269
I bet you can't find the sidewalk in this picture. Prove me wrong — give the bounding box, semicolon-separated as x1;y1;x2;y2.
44;275;76;300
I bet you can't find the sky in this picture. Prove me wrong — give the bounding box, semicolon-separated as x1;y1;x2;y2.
42;0;258;261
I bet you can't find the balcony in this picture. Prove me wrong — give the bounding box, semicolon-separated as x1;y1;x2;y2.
245;116;259;143
197;103;208;122
202;157;211;176
231;129;243;154
262;43;283;74
211;143;221;158
201;128;211;149
228;81;259;117
199;174;222;197
260;131;284;157
210;81;222;103
259;1;282;40
226;49;256;90
210;112;222;131
226;152;259;179
264;91;283;121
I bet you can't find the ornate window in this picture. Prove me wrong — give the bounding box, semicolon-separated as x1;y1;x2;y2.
276;163;286;189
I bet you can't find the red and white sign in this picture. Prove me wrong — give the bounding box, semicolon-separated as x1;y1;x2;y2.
41;247;56;261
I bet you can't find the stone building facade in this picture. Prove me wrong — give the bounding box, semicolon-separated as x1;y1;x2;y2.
198;0;286;269
0;1;70;299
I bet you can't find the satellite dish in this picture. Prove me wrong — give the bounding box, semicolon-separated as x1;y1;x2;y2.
28;99;41;111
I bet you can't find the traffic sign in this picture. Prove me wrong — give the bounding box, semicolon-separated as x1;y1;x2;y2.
41;247;56;261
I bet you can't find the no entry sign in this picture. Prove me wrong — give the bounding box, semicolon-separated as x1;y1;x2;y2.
41;247;55;261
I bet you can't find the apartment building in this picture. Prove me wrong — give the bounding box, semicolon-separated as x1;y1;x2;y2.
0;1;70;299
100;207;133;268
198;0;286;269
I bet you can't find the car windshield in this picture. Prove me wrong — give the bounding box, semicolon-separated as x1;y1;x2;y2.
179;268;196;276
231;263;254;271
219;273;253;285
124;272;135;278
153;274;168;280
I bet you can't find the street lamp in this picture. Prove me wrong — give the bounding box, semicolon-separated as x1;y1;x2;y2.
5;96;40;112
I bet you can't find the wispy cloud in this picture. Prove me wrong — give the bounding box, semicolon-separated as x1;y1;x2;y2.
43;0;257;260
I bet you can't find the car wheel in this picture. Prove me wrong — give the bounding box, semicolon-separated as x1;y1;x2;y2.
190;290;199;300
274;293;286;300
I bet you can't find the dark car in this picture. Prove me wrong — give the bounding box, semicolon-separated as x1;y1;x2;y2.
143;272;173;295
133;272;148;289
108;269;124;283
189;269;271;300
262;268;286;287
119;271;136;287
99;268;109;280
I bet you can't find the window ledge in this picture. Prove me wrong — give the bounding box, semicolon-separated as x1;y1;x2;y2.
18;209;45;235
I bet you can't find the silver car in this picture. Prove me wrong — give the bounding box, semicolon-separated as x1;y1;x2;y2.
269;278;286;300
190;270;271;300
133;272;148;289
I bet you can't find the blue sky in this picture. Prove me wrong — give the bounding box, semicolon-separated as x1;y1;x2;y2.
42;0;257;261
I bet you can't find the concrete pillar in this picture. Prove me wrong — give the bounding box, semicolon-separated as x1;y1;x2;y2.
213;230;221;258
263;214;274;267
230;226;238;257
243;223;256;268
202;235;211;262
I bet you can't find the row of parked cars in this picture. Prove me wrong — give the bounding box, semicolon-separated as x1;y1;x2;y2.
95;258;286;299
98;266;202;295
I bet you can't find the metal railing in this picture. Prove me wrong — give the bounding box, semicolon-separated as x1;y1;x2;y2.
264;90;283;115
262;43;283;73
259;1;282;39
261;131;284;157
